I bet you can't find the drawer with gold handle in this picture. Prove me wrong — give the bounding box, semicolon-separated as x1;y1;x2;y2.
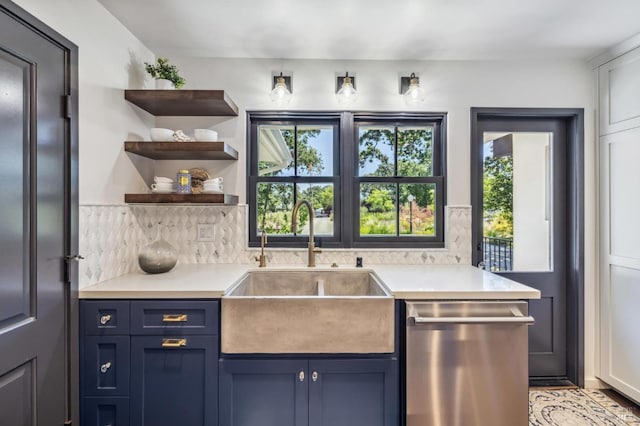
130;301;218;335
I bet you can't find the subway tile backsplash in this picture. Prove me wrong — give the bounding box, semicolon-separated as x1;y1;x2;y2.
79;204;472;287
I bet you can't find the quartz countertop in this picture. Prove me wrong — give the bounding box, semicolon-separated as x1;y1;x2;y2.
79;263;540;300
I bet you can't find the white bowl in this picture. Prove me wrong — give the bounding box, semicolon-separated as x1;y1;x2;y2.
150;128;174;142
154;176;173;183
194;129;218;141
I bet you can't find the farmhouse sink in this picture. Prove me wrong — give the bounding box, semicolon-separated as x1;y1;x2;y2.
226;269;390;297
221;269;394;354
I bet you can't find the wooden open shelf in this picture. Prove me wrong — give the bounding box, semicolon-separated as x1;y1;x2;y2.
124;90;239;116
124;193;239;204
124;141;238;160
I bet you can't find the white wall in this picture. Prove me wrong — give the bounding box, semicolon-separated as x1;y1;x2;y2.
512;133;551;271
154;57;594;205
12;0;156;204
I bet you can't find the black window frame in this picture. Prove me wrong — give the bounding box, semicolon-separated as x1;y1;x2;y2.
247;111;447;248
247;112;343;248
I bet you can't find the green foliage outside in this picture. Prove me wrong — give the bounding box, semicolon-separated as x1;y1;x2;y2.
359;128;435;235
257;129;323;234
483;155;513;238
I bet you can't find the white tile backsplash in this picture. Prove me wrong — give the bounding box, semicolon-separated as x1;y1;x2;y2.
79;204;472;287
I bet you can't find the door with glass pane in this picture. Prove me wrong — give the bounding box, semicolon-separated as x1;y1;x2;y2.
472;116;569;379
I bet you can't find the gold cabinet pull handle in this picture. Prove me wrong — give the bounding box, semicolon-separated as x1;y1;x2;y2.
161;338;187;348
162;314;188;322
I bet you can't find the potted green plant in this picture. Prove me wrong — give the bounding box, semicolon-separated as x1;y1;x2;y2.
144;57;186;89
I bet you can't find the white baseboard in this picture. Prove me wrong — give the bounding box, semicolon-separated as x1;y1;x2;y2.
585;377;610;389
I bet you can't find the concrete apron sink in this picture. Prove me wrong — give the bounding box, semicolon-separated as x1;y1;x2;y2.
221;269;395;354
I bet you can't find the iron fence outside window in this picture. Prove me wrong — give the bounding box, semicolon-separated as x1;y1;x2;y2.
483;236;513;272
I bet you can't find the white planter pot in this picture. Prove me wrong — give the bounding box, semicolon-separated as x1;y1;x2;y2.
155;79;174;90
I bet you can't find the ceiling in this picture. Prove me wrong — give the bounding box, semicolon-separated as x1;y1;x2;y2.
98;0;640;61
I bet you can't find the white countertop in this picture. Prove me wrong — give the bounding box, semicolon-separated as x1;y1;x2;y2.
372;265;540;299
79;263;540;300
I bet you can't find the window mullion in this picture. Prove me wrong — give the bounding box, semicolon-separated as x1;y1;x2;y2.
293;125;298;236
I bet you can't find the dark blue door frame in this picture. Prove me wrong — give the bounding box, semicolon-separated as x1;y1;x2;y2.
470;107;584;387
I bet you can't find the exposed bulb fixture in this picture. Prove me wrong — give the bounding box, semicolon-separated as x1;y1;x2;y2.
336;72;357;106
270;72;292;106
402;73;425;106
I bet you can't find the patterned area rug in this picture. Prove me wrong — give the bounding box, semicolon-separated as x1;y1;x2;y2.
529;389;640;425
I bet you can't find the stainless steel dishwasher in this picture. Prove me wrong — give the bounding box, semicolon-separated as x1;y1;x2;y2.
406;301;534;426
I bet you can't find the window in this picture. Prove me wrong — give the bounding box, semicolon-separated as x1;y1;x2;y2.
247;112;446;248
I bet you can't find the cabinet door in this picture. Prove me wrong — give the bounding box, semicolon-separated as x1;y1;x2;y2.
308;359;399;426
82;336;130;396
130;336;218;426
219;359;308;426
83;397;129;426
599;46;640;135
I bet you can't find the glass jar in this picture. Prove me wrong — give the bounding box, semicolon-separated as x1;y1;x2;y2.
176;169;191;194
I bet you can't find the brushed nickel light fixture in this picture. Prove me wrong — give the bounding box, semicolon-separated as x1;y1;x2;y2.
336;72;357;106
401;72;425;106
270;72;292;106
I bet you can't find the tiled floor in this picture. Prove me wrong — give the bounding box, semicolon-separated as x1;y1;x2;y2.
529;388;640;425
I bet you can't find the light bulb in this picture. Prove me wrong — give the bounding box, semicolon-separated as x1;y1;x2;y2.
270;75;291;106
403;74;425;107
336;74;357;106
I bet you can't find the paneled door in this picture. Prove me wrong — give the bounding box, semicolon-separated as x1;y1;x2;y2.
599;127;640;403
471;108;584;384
0;2;77;425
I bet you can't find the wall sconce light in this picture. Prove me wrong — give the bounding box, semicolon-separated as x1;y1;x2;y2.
400;72;425;106
270;72;292;106
336;72;357;106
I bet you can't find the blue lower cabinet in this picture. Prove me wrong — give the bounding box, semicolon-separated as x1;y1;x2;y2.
130;335;218;426
219;359;309;426
218;358;398;426
82;336;130;396
308;359;399;426
83;397;129;426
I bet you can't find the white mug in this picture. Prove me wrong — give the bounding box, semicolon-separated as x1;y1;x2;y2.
204;177;223;184
151;183;172;190
154;176;173;183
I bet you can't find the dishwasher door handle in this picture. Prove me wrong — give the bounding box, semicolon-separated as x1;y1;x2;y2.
411;316;535;325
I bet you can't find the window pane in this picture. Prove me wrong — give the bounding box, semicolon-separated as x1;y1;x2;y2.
358;126;394;177
397;126;433;176
482;132;552;272
258;125;294;176
359;183;397;236
257;182;294;235
297;126;334;177
295;183;334;237
399;184;436;235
